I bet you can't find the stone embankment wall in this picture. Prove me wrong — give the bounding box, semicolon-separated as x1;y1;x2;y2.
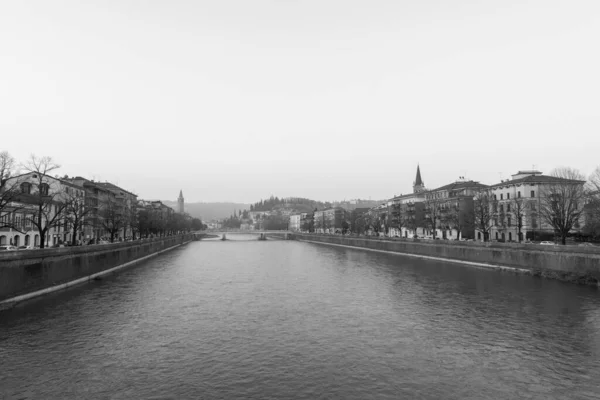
0;234;194;307
295;234;600;286
265;232;293;240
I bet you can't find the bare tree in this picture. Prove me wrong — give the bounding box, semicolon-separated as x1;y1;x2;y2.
125;202;140;240
586;166;600;230
509;197;528;242
441;202;467;240
0;151;23;229
473;191;494;242
21;155;66;248
424;198;441;238
589;166;600;194
63;189;94;246
100;196;126;242
539;167;586;245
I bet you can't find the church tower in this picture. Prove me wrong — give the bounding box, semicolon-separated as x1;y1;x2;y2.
413;164;425;193
177;190;185;214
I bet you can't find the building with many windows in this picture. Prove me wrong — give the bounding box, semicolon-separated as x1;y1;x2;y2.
422;179;488;240
388;165;428;238
313;207;346;234
483;170;586;242
0;172;85;247
289;214;301;231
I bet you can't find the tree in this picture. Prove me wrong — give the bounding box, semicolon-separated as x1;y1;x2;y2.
20;155;68;248
586;166;600;233
100;195;125;242
137;209;152;238
510;197;528;242
349;209;367;235
424;198;441;238
539;167;586;245
0;151;23;230
441;201;465;240
191;217;204;231
473;190;494;242
341;220;349;234
63;188;94;245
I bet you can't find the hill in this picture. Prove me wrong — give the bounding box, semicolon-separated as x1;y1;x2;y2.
162;201;250;221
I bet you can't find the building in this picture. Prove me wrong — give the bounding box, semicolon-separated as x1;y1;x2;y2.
289;214;301;231
96;182;138;240
0;172;85;247
483;170;586;242
388;165;428;238
177;190;185;214
422;179;488;240
300;212;314;232
314;207;346;234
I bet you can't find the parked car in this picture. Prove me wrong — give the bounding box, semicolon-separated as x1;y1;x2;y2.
0;245;18;251
540;241;555;246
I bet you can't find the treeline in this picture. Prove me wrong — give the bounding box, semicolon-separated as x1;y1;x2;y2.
249;196;330;212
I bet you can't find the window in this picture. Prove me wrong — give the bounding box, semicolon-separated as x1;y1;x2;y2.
20;182;31;194
500;194;503;200
499;204;504;213
494;218;498;226
530;202;536;211
531;217;537;228
507;204;511;212
518;191;521;198
495;232;499;239
40;183;49;196
507;193;510;199
507;216;512;227
531;190;535;198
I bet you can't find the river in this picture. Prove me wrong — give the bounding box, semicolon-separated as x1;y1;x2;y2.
2;236;600;399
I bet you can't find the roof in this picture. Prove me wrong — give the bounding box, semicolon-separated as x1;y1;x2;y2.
96;182;137;197
428;180;488;193
415;165;423;186
488;175;586;188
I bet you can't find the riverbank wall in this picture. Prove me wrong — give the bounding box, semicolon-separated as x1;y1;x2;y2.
295;234;600;286
0;234;194;308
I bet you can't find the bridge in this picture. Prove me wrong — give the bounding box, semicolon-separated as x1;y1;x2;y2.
194;230;294;241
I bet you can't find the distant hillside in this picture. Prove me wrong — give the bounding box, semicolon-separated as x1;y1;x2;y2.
162;201;250;221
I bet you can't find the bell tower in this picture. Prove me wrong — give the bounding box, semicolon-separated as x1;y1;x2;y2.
413;164;425;193
177;190;185;214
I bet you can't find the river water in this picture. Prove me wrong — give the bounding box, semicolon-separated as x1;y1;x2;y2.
2;236;600;399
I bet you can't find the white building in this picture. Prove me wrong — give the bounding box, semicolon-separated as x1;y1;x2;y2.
482;170;586;242
289;214;301;231
0;172;85;247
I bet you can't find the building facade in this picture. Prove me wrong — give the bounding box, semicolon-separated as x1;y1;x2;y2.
0;172;85;247
422;179;488;240
289;214;301;231
483;170;586;242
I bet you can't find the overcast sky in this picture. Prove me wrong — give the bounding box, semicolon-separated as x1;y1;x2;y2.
1;0;599;203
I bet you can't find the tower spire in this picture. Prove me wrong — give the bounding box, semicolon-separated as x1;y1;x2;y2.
415;164;423;186
413;164;425;193
177;190;185;214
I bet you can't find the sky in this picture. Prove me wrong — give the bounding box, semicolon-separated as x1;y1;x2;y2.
1;0;599;203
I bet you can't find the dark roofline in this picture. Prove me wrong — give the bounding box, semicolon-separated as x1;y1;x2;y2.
96;182;137;197
427;180;488;193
